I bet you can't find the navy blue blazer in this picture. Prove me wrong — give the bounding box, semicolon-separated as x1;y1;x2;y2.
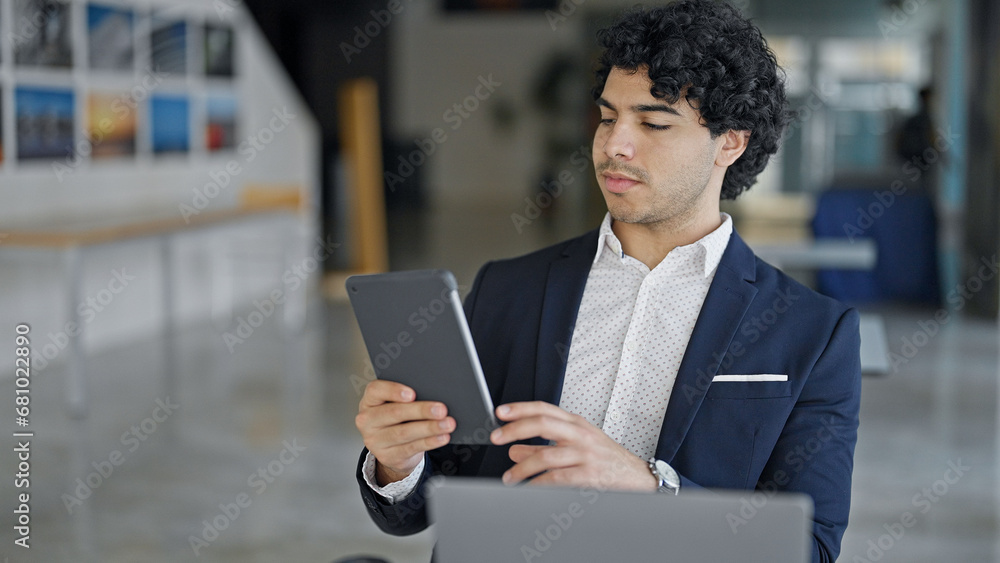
357;228;861;563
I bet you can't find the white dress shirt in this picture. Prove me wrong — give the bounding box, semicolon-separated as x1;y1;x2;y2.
559;212;732;461
363;212;733;500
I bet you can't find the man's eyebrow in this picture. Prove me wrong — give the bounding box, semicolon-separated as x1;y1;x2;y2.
634;103;681;116
596;98;681;116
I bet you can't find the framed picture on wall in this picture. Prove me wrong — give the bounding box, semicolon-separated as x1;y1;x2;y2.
150;95;189;154
16;86;75;160
151;16;187;75
204;25;234;77
88;3;134;71
88;92;136;158
206;94;236;151
13;0;73;68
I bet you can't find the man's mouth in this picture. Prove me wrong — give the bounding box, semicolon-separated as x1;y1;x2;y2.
602;172;641;194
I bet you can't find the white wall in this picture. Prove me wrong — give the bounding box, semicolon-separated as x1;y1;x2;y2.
0;0;320;375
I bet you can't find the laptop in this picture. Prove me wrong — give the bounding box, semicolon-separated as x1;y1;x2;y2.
428;477;812;563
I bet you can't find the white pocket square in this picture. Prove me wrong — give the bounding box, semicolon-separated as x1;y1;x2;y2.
713;374;788;382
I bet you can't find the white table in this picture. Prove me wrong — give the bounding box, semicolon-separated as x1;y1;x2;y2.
750;239;888;375
2;204;300;418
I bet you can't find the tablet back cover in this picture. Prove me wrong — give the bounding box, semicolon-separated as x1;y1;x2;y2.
347;270;498;444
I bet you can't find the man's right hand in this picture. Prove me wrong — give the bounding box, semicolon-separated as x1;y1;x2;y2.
356;380;455;486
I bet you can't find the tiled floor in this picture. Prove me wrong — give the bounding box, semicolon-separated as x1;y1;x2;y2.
1;204;998;562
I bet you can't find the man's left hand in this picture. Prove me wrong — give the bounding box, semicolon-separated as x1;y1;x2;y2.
489;401;657;492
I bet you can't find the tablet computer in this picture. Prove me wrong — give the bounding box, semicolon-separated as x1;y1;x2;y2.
346;269;499;444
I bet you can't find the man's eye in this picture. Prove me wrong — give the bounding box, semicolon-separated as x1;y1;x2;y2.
644;123;670;131
599;118;616;125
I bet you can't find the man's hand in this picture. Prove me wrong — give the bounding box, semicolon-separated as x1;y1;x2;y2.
489;401;657;492
355;380;455;486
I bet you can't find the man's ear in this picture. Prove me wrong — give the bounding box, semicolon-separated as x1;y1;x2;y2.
716;130;750;166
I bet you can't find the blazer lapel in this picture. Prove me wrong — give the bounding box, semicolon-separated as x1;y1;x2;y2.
656;232;759;462
534;230;599;405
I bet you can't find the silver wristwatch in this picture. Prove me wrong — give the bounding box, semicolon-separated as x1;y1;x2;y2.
648;458;680;495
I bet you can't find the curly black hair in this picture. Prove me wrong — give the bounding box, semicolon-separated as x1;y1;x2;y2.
593;0;789;200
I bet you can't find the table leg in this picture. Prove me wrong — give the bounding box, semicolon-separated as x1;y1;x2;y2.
282;220;307;336
161;236;178;404
65;245;87;419
281;221;309;420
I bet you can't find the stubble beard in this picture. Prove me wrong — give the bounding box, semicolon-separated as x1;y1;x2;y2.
603;150;717;231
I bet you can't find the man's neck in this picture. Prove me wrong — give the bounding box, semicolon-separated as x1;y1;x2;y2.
611;208;724;270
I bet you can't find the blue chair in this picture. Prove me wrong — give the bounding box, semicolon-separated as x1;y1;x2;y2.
812;188;940;305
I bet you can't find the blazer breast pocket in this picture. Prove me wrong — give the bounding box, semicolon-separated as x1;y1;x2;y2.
705;376;792;399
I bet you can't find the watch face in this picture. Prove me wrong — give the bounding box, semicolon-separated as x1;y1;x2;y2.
655;460;679;487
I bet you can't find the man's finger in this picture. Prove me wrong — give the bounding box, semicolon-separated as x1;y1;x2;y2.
381;433;452;462
507;444;545;463
367;417;455;451
360;380;416;409
496;401;578;423
491;415;581;446
503;446;580;485
357;401;448;434
525;467;590;488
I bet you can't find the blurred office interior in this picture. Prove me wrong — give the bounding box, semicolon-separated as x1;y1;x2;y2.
0;0;998;561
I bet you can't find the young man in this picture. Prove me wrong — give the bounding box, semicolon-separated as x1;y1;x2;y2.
355;1;861;561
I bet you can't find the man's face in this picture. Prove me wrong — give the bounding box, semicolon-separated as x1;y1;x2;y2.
592;67;724;229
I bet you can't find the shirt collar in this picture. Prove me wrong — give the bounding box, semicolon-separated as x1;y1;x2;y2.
593;212;733;278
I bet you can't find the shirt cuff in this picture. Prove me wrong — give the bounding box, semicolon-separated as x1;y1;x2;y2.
361;451;425;503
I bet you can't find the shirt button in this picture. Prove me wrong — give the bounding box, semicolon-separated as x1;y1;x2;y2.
609;411;621;422
626;341;637;352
